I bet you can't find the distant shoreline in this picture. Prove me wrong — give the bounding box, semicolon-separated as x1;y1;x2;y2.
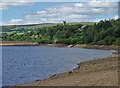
1;41;118;50
0;41;38;46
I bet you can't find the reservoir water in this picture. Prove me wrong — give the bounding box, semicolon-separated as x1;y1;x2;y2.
2;46;113;86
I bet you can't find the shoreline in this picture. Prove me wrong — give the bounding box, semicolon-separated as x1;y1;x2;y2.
0;41;38;46
1;42;118;50
19;56;118;86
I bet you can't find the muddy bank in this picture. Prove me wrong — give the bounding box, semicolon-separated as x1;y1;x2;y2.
1;41;38;46
81;45;119;50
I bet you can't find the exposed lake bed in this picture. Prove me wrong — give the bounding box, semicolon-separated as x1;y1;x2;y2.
2;46;116;86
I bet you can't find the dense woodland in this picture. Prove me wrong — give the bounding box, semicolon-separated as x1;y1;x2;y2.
1;18;120;45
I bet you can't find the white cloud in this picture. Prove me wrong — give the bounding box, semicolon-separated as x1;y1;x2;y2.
74;3;83;7
2;1;118;25
1;0;33;2
37;11;47;14
114;15;118;19
0;0;34;10
0;3;9;10
23;1;117;24
1;0;119;2
89;0;118;8
9;19;23;25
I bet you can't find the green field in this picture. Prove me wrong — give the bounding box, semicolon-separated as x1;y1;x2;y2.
2;22;96;30
22;22;96;29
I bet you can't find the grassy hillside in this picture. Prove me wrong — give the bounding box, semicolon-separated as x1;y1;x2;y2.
1;22;96;30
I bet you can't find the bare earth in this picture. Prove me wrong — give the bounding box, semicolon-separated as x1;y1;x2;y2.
20;57;118;86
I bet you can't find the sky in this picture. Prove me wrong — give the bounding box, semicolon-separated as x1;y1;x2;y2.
0;0;119;25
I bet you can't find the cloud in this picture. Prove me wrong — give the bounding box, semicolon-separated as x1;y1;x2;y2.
0;0;34;10
1;0;119;2
8;19;23;25
74;3;83;7
25;2;117;23
114;15;118;19
0;3;9;10
89;0;118;8
2;1;118;25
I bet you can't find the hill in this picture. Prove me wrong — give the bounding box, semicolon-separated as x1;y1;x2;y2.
1;19;120;45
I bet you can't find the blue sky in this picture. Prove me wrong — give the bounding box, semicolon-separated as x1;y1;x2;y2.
0;0;119;25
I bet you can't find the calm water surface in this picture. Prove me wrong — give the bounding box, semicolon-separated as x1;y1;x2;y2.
2;46;114;86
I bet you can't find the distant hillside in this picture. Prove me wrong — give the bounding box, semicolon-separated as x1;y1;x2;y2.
1;19;120;46
1;22;96;30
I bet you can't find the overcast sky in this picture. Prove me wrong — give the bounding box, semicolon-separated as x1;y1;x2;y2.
0;0;119;25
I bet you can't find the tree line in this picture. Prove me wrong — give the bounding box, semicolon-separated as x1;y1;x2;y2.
2;18;120;45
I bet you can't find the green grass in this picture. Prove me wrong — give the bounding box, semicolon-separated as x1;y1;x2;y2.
24;22;97;29
17;33;24;35
2;31;16;35
66;22;97;25
2;22;97;30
